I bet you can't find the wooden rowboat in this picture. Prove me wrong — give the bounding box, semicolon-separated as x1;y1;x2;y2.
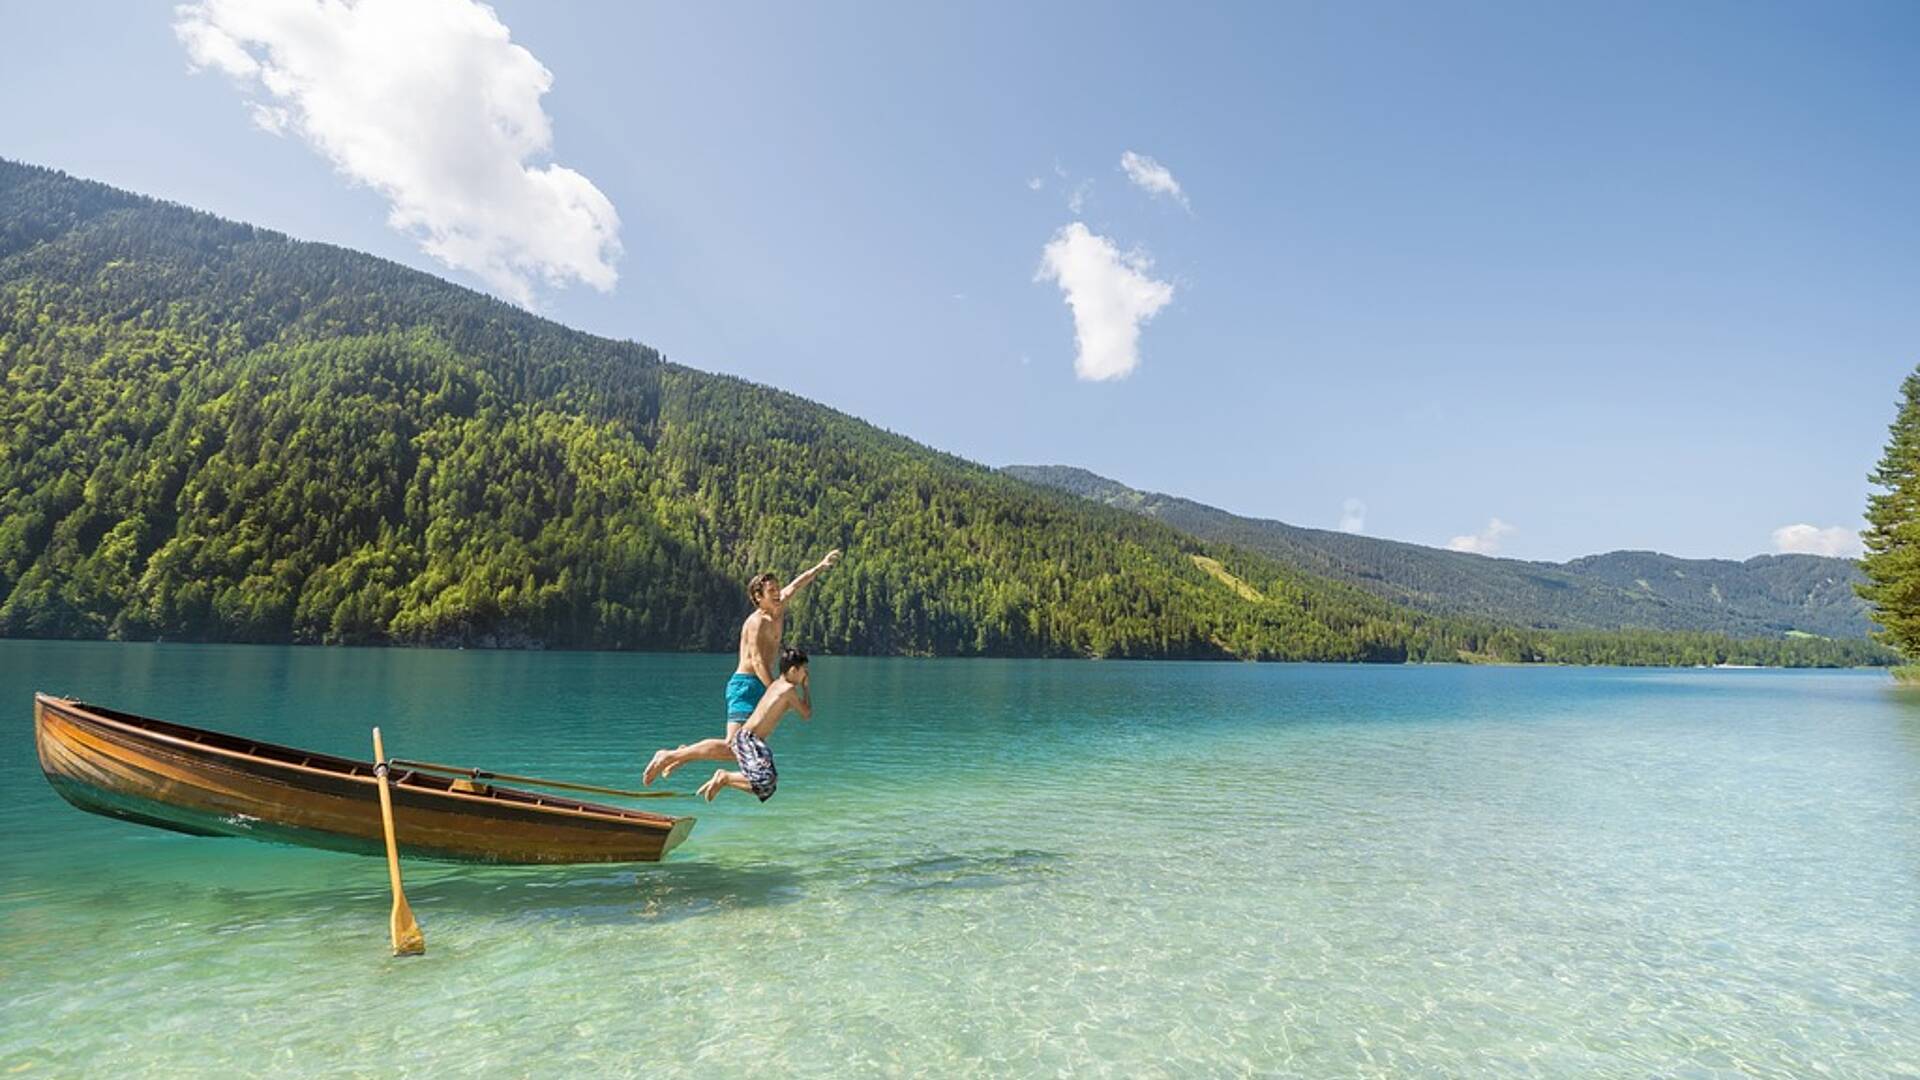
34;693;694;864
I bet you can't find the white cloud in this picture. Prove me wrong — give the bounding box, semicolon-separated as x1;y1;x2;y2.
174;0;621;307
1027;176;1046;191
1447;517;1514;556
1066;179;1092;215
1035;222;1175;382
1338;498;1366;534
1771;523;1863;558
1120;150;1188;209
246;102;291;134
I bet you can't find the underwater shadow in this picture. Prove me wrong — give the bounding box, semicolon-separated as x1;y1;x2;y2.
155;858;813;928
839;848;1070;896
399;859;812;926
62;841;1072;929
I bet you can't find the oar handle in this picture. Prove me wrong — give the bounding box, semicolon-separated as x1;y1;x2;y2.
388;758;684;800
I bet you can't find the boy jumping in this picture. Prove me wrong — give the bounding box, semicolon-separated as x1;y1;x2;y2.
642;549;839;786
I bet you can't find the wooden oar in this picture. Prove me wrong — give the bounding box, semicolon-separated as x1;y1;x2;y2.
388;757;683;800
371;728;425;957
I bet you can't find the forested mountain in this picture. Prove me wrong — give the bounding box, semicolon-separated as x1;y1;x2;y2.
0;161;1885;667
1003;465;1872;638
0;160;1438;661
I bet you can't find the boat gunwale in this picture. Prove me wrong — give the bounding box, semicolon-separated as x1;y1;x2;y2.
34;692;686;833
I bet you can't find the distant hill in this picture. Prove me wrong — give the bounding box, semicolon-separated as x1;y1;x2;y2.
1003;466;1873;638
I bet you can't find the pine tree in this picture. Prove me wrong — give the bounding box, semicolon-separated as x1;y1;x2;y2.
1858;367;1920;663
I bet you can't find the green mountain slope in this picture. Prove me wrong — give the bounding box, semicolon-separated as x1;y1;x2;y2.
1561;551;1867;636
0;159;1510;662
1003;465;1872;638
0;161;1884;667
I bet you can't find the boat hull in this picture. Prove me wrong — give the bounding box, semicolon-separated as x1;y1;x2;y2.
34;694;694;864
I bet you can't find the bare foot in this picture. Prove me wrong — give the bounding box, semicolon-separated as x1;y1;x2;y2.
642;749;670;787
698;769;727;802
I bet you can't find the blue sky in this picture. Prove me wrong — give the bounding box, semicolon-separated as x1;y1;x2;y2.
3;1;1915;561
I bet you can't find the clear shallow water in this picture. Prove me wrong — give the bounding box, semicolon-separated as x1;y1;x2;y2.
2;642;1918;1078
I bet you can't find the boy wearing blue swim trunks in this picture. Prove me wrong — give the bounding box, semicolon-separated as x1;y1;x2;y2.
643;550;840;785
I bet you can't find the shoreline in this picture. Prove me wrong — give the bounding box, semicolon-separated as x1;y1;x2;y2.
0;635;1894;672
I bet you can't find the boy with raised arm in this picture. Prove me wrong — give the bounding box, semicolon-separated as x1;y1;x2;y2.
698;648;811;802
642;549;840;786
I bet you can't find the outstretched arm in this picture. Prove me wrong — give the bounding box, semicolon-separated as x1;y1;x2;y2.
780;549;842;602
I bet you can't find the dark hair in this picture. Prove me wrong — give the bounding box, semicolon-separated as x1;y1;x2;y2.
779;647;809;674
748;572;778;600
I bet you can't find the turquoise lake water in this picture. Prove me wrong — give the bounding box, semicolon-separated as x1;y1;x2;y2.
2;641;1918;1077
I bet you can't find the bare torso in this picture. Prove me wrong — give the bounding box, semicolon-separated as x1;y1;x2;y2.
742;681;801;741
735;609;782;683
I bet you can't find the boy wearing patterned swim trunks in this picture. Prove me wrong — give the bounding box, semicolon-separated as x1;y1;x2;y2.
698;649;810;802
642;551;839;786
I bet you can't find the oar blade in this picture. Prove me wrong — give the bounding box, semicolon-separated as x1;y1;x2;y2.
391;896;425;956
